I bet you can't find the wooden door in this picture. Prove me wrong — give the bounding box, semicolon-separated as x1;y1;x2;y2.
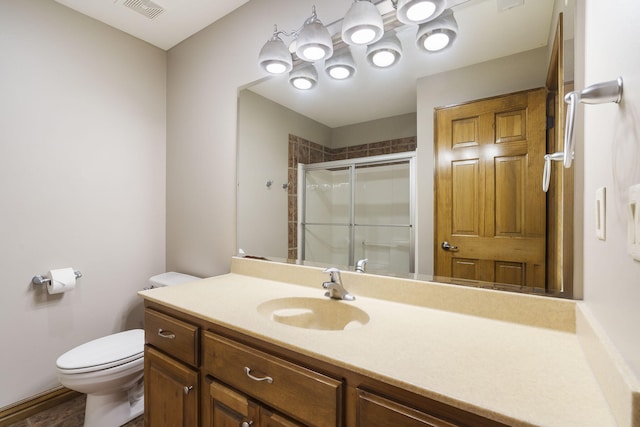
545;13;574;296
435;89;547;288
144;346;198;427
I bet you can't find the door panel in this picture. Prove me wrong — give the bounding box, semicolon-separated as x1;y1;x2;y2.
495;109;526;143
435;89;547;288
494;155;525;236
451;160;480;236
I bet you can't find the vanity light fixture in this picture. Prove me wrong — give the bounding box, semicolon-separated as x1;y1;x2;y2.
416;9;458;52
259;3;461;90
341;0;385;46
295;6;334;62
289;63;318;90
258;25;293;74
396;0;445;25
366;32;403;68
325;47;357;80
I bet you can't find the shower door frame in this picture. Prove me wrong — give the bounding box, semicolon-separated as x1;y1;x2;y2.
297;152;416;273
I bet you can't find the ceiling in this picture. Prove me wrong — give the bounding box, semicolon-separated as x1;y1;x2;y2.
53;0;250;50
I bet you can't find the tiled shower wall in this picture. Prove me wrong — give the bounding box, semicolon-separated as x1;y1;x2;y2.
287;134;417;259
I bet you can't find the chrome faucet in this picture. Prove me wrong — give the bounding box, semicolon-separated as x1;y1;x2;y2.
322;268;355;301
355;258;368;273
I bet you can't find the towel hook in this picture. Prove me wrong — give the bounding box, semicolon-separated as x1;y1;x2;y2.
563;77;623;168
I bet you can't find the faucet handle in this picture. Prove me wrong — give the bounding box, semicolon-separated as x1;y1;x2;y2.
322;267;341;283
355;259;368;272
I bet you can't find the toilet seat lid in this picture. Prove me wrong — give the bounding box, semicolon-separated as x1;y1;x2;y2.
56;329;144;372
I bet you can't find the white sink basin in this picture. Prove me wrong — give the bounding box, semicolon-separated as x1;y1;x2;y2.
257;297;369;331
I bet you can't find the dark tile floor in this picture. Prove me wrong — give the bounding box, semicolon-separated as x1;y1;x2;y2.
7;395;144;427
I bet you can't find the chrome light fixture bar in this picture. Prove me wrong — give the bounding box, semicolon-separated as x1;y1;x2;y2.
259;1;463;90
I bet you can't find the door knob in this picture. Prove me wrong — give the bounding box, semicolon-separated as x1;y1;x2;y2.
441;241;459;252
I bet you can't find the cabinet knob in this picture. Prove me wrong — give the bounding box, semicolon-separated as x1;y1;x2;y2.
183;385;193;395
241;421;254;427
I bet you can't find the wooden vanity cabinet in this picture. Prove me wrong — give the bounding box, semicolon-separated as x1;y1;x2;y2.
142;303;508;427
144;308;200;427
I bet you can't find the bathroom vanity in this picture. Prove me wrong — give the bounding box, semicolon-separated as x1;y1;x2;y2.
139;257;622;427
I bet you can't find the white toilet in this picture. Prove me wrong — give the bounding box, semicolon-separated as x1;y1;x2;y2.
55;272;199;427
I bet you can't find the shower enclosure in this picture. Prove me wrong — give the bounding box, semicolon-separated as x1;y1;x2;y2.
298;152;415;274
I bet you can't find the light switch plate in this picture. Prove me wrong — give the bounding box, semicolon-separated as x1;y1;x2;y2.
596;187;606;240
628;184;640;261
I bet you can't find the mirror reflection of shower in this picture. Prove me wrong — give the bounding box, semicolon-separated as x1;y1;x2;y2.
298;153;415;273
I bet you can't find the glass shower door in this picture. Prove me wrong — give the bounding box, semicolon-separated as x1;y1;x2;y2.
354;160;413;273
299;152;415;274
301;166;351;267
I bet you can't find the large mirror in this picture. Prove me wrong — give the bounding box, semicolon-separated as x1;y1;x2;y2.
237;0;575;297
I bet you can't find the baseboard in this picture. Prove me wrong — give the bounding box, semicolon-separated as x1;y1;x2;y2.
0;387;81;427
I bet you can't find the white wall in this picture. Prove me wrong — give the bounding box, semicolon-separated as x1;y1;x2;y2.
165;0;347;277
331;113;417;148
237;90;331;258
581;0;640;378
0;1;166;407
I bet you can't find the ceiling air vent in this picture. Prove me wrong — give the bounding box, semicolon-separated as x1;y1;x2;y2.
121;0;166;20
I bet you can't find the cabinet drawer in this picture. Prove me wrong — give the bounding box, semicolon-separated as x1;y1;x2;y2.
203;331;342;427
357;390;458;427
144;308;199;366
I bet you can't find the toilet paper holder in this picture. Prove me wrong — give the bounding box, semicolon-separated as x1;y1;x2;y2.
32;270;82;286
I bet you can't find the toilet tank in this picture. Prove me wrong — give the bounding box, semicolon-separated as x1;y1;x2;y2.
148;272;199;288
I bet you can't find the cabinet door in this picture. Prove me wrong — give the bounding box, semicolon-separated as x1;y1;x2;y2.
144;346;198;427
260;407;305;427
357;390;458;427
203;378;259;427
203;378;305;427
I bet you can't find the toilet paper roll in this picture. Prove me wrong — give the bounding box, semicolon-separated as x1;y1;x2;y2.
47;268;76;295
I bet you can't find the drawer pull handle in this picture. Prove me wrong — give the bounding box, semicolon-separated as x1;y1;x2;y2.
244;366;273;384
157;328;176;339
183;385;193;395
241;421;254;427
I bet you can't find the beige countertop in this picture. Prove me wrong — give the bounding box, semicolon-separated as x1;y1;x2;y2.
139;258;617;427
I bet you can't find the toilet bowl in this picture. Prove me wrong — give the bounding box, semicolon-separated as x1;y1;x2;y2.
56;272;199;427
56;329;144;427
